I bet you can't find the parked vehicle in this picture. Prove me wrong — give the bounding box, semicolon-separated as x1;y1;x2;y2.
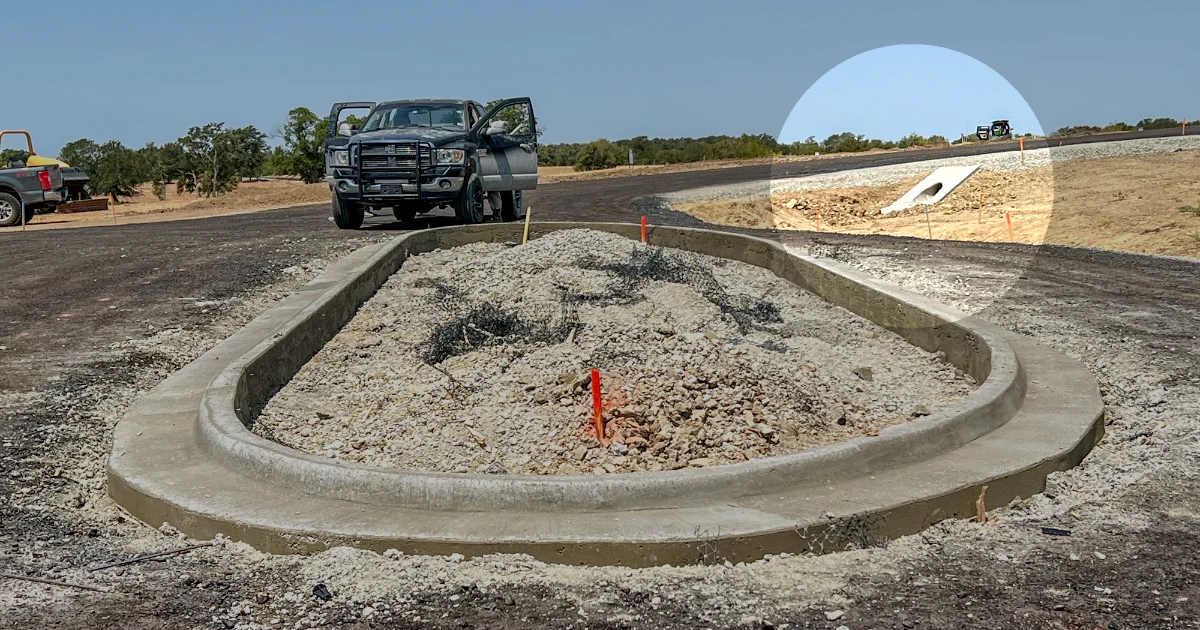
0;159;65;228
1;130;109;214
324;98;537;229
975;120;1014;142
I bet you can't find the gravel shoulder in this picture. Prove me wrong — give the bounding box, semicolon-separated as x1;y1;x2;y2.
253;229;972;475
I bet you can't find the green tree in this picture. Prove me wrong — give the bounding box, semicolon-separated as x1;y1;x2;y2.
276;107;326;184
1;148;30;167
179;123;240;197
59;138;102;173
89;141;146;203
140;142;189;200
224;125;269;180
573;139;623;171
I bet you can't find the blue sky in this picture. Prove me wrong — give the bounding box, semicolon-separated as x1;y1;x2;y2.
3;0;1195;156
779;45;1044;144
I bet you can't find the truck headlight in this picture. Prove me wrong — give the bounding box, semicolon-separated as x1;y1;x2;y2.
436;149;465;164
331;150;349;166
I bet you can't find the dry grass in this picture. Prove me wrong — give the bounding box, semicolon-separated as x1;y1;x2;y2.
24;179;330;230
676;150;1200;259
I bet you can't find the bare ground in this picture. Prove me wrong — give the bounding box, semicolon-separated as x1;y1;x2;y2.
676;149;1200;259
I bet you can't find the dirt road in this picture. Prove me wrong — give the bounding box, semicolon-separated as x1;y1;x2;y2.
2;138;1198;628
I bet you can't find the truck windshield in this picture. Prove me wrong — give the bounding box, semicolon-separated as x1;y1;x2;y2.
360;104;465;132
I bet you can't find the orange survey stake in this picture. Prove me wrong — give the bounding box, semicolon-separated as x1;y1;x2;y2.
591;368;604;442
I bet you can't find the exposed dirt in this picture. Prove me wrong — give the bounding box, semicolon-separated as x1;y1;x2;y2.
677;149;1200;259
3;136;1200;628
254;230;971;475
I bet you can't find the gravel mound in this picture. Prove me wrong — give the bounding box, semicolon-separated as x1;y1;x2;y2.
664;136;1200;204
253;229;974;474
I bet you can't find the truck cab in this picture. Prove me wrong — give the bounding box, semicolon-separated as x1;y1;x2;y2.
324;98;538;229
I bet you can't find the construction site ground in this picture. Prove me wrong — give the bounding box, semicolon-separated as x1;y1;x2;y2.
676;148;1200;259
2;140;1199;628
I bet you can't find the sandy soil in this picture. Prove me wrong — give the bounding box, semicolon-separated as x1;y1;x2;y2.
254;230;972;474
21;179;331;231
676;150;1200;259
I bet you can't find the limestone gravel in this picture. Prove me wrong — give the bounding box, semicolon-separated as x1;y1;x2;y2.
253;229;974;474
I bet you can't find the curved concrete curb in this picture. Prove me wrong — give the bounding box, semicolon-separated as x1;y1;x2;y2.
108;223;1103;566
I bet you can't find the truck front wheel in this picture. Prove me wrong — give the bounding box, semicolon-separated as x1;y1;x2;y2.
500;190;525;222
453;175;485;225
331;194;364;230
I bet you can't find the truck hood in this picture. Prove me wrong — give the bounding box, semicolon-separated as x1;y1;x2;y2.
351;128;467;146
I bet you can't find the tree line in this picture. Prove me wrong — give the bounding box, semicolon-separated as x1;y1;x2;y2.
22;107;332;203
546;131;955;171
22;108;1193;198
1050;117;1190;137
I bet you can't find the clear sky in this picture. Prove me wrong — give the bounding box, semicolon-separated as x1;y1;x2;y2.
779;45;1044;144
3;0;1195;156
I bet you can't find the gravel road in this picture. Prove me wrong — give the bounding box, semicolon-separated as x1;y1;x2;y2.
2;136;1199;628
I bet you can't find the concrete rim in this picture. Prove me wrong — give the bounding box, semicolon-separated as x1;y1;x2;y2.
108;223;1104;566
194;225;1024;512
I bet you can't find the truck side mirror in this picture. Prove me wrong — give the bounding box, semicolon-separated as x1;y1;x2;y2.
484;120;510;136
338;122;358;137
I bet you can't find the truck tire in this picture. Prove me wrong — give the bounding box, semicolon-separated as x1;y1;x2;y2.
453;175;485;225
0;192;23;228
500;190;525;222
331;194;364;230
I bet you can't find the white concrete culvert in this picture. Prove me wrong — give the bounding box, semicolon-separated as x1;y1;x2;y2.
663;136;1200;204
253;229;975;475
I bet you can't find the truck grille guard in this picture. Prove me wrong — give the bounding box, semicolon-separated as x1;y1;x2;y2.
356;141;434;197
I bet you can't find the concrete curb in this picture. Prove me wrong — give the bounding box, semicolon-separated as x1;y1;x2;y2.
108;223;1103;566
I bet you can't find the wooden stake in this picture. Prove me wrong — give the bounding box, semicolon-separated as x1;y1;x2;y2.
1019;137;1025;167
640;215;647;243
977;188;984;224
90;542;214;572
0;571;108;593
975;485;989;523
924;203;932;239
590;368;604;443
19;200;26;231
522;206;532;244
1006;212;1014;241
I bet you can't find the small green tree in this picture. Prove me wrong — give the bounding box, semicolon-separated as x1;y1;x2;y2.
277;107;326;184
89;141;146;203
573;139;622;171
225;125;268;181
0;148;30;167
179;123;240;197
59;138;103;173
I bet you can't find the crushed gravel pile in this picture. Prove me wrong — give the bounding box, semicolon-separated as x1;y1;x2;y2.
663;136;1200;204
254;229;974;474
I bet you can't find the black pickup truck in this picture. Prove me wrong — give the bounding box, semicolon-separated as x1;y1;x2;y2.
0;161;65;228
324;98;538;229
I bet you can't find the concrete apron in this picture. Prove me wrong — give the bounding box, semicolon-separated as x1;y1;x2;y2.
108;223;1104;566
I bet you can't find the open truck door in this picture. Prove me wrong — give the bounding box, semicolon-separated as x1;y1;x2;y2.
325;102;375;178
470;98;537;192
